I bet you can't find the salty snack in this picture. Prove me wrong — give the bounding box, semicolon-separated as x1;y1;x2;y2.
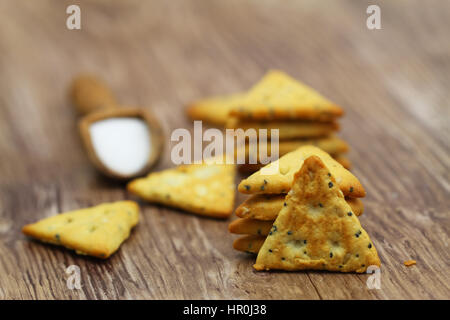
233;235;266;254
243;136;349;159
229;70;343;121
226;117;339;139
229;218;273;236
253;156;380;272
187;93;245;126
238;145;365;197
22;201;140;259
404;260;417;267
128;162;236;218
234;196;364;222
237;153;351;173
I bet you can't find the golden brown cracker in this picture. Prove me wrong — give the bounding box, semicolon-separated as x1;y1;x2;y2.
226;117;339;139
22;201;140;259
404;260;417;267
229;70;343;121
239;136;349;163
238;146;365;197
234;195;363;223
187;93;245;126
229;218;273;236
239;153;351;173
233;235;266;254
253;156;380;272
128;161;236;218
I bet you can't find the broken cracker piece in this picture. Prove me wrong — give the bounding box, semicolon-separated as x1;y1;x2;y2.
404;260;416;267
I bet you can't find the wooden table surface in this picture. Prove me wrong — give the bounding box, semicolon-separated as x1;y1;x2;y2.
0;0;448;300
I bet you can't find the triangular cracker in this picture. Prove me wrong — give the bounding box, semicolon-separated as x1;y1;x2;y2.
254;156;380;272
234;196;364;222
187;93;245;126
128;162;236;218
233;235;266;254
22;201;139;259
238;145;365;197
226;117;339;139
230;70;343;121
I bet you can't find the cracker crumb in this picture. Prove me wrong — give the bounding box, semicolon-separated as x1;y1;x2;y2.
404;260;416;266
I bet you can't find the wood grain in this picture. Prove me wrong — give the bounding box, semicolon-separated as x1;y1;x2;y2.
0;0;449;299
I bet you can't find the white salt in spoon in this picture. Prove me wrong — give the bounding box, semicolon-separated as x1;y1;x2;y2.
70;75;163;180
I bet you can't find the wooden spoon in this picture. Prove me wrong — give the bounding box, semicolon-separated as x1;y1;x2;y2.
70;75;163;180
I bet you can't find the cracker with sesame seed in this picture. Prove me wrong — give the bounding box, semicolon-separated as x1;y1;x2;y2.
233;235;266;254
229;70;343;121
127;161;236;218
238;146;365;197
22;201;140;259
241;135;349;160
238;153;351;173
187;93;246;126
229;218;274;236
226;117;339;139
253;156;379;272
231;197;364;235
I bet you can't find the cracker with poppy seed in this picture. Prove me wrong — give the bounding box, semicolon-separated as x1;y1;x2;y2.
187;93;245;126
238;153;351;173
229;70;343;121
127;161;236;218
22;201;140;259
233;235;266;254
226;117;339;139
241;135;349;160
232;197;364;234
229;218;274;236
253;156;380;272
238;145;365;197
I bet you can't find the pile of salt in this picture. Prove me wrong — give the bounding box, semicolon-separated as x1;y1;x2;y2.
89;118;151;176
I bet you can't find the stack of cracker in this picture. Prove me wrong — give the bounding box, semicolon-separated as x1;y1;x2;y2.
229;146;380;272
187;70;351;172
